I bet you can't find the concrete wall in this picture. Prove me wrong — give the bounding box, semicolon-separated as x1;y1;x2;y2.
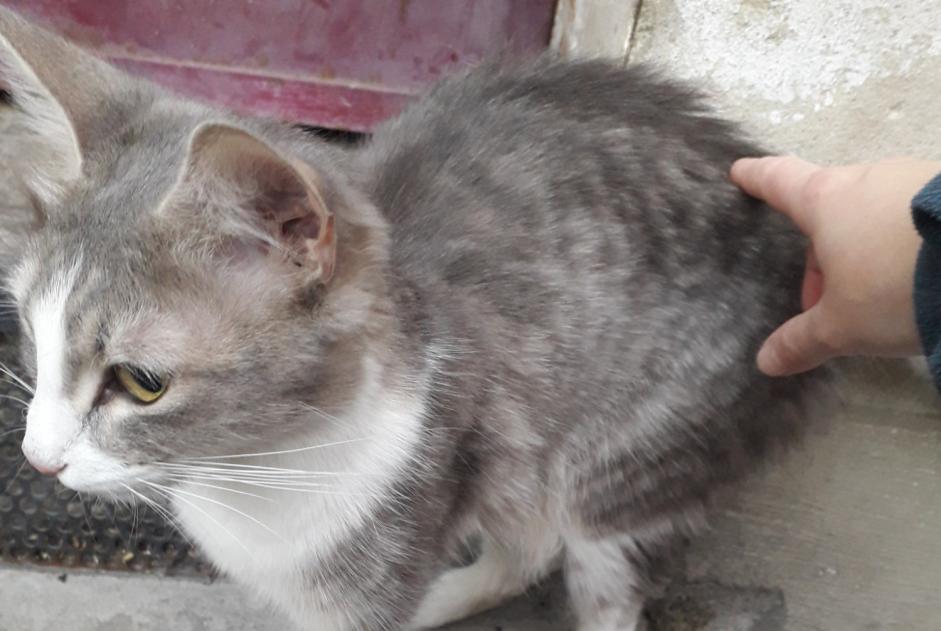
629;0;941;162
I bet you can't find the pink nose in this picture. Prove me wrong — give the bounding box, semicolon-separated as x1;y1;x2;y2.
23;453;65;477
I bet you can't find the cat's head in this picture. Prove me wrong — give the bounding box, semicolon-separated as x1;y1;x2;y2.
0;9;390;495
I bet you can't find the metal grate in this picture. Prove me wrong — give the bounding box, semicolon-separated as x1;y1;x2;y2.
0;328;212;578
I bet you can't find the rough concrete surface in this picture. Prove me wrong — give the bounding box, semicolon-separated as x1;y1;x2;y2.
0;567;289;631
630;0;941;162
1;1;941;630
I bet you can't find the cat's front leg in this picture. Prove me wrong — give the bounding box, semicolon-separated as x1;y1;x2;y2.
563;534;649;631
409;538;534;629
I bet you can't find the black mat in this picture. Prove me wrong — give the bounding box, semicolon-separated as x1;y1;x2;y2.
0;328;212;578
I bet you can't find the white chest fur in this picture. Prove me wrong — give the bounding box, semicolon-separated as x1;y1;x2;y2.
169;361;426;614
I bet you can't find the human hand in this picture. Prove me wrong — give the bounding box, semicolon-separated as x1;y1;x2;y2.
730;156;941;376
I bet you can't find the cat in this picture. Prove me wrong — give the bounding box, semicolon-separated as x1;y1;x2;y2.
0;7;831;631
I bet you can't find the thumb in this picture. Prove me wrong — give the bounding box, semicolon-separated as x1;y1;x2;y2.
757;307;835;376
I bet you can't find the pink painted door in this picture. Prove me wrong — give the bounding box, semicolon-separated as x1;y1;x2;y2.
0;1;556;131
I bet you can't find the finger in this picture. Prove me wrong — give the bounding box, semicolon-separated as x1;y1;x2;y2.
756;307;834;376
730;156;822;235
800;247;824;311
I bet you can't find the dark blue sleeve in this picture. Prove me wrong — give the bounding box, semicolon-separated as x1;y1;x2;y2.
911;172;941;389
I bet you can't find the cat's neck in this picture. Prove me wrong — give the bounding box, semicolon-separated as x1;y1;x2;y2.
170;349;430;579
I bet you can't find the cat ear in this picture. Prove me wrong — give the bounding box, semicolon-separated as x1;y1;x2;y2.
0;8;125;203
172;122;337;284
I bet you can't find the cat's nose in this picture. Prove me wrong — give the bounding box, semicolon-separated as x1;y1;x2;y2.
22;451;66;476
23;396;77;478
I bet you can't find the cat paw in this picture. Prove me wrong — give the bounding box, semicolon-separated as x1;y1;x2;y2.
410;545;528;629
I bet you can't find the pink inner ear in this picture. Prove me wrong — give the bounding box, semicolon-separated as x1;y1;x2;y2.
283;213;321;240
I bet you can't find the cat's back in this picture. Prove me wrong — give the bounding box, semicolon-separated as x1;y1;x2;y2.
360;57;803;334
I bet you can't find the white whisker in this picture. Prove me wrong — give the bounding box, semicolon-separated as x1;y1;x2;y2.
162;473;370;497
162;470;337;484
0;361;33;394
78;493;98;539
2;459;26;494
164;472;334;488
183;435;378;460
159;460;347;474
120;483;194;546
0;426;26;439
142;481;250;553
293;403;356;431
0;393;30;406
143;480;285;542
156;462;374;478
131;501;140;542
161;478;275;503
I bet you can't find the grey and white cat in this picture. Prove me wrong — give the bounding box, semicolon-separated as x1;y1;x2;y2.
0;9;830;631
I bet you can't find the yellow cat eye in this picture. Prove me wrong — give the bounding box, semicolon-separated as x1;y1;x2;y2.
114;365;167;403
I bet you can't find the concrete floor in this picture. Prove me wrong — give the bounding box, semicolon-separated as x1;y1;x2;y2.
0;567;289;631
0;564;792;631
2;1;941;630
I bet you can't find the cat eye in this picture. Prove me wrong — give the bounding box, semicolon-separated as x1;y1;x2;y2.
114;365;168;403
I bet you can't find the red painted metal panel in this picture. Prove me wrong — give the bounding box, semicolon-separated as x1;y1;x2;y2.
114;58;412;131
0;0;555;130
